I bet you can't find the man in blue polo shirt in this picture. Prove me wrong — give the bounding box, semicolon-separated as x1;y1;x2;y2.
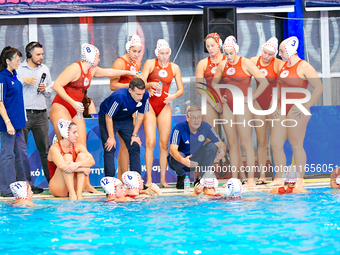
98;78;149;177
168;105;225;189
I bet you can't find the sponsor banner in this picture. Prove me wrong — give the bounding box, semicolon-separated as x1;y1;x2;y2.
0;0;295;16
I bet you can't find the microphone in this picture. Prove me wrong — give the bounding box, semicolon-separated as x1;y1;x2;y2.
37;73;46;94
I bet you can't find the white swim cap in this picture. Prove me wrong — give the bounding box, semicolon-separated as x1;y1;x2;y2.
200;171;219;189
223;36;239;54
200;176;219;189
280;36;299;59
100;177;122;197
336;176;340;185
81;43;99;66
10;181;29;200
333;167;340;185
122;171;143;190
58;119;72;140
262;37;278;57
282;165;300;184
225;178;243;198
154;39;171;58
126;34;142;53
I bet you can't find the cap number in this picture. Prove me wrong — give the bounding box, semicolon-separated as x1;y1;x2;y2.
14;183;22;189
101;178;109;185
86;47;91;53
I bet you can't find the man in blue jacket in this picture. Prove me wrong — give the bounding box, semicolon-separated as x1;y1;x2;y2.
168;105;225;189
98;78;149;178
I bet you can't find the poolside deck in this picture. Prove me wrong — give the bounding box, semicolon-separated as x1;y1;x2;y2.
0;178;332;201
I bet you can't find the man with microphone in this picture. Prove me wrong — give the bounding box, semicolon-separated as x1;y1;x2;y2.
17;41;53;186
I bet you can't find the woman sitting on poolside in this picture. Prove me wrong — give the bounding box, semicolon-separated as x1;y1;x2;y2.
269;167;307;194
100;177;133;202
122;171;162;198
48;119;95;200
9;181;35;207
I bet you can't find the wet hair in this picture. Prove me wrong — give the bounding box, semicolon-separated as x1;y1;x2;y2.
69;122;76;130
0;46;22;72
82;90;92;118
194;176;201;187
129;77;145;91
285;182;295;187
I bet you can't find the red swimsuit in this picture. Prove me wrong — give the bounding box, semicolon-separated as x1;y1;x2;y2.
204;55;226;102
118;57;139;84
52;62;92;118
256;57;278;110
147;59;173;116
48;141;77;179
278;186;294;194
219;57;252;112
278;59;308;115
125;194;139;199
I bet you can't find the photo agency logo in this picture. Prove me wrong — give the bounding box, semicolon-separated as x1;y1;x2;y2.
198;82;311;128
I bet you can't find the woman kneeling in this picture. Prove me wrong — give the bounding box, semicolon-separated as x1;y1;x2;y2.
48;119;95;200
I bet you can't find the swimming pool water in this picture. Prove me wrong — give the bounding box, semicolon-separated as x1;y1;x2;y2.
1;189;340;254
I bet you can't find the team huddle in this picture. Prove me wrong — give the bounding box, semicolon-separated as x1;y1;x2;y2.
0;32;326;203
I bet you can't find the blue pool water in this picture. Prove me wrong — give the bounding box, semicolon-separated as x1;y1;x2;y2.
1;189;340;254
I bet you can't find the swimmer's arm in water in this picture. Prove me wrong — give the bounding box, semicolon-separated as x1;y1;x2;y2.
330;173;339;189
243;197;261;201
115;197;134;202
93;66;137;78
269;187;279;194
191;183;203;196
10;201;36;207
292;188;308;194
147;183;163;196
135;194;151;198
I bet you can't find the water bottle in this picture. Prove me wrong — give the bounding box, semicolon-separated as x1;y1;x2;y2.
184;176;190;195
76;103;83;119
155;81;162;97
175;105;181;115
